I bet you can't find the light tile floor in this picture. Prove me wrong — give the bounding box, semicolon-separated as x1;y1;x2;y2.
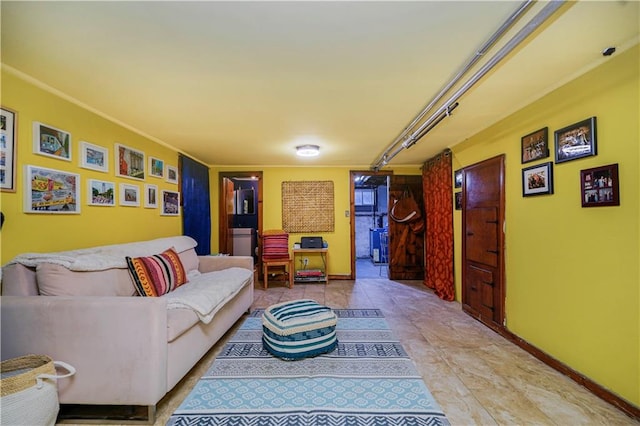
63;274;638;425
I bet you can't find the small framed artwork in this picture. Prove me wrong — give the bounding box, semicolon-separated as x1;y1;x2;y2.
87;179;115;206
522;161;554;197
166;165;178;184
580;163;619;207
33;121;71;161
454;192;462;210
115;143;145;180
149;157;164;178
521;127;549;163
454;169;463;188
1;106;17;192
80;141;109;172
119;183;140;207
555;117;597;163
144;184;158;208
161;190;180;216
24;165;80;214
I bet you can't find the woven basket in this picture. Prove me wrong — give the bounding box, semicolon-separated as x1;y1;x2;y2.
1;354;75;426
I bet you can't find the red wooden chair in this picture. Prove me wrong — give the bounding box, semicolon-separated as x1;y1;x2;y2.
261;230;293;289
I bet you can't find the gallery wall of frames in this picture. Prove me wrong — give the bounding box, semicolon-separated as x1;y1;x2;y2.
0;108;181;217
452;115;620;209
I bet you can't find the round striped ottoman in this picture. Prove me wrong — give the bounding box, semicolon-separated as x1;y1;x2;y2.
262;299;338;360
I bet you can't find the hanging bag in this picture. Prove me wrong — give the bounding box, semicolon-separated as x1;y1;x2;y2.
390;188;425;234
1;354;76;426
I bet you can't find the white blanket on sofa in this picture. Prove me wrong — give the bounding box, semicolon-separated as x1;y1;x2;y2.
163;267;253;323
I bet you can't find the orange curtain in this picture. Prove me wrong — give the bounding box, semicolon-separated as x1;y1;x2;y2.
422;150;455;301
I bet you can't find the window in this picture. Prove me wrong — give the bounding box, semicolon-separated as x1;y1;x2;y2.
355;188;374;206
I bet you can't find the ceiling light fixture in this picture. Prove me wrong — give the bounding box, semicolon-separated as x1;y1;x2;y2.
296;144;320;157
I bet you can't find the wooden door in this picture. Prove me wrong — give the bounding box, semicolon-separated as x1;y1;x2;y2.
388;175;424;280
462;155;505;327
219;177;235;255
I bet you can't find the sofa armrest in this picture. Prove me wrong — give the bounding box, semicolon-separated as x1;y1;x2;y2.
198;255;254;273
0;296;168;406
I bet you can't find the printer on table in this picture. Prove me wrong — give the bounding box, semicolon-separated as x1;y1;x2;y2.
300;236;323;249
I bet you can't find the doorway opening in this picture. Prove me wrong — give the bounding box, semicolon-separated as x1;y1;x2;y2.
350;171;390;279
218;172;263;266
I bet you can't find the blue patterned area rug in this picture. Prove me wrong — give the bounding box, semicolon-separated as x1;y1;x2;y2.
167;309;450;426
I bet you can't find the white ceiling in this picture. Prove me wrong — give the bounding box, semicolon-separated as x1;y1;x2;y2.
1;1;638;168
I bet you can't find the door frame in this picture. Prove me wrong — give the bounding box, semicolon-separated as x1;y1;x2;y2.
218;171;263;258
349;170;392;279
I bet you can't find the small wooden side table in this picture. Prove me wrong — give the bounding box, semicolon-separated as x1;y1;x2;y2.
292;248;329;284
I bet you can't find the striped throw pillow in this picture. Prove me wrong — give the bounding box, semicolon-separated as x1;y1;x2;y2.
126;248;188;297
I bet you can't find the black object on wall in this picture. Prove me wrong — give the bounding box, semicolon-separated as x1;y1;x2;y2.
179;155;211;255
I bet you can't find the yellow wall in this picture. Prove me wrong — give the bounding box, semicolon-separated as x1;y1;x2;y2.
0;70;182;263
452;45;639;405
2;40;637;407
211;166;421;276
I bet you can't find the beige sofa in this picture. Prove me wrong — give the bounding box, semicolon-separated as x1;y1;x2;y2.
0;236;254;422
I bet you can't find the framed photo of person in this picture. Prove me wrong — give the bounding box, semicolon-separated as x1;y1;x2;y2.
554;117;597;163
522;162;554;197
580;163;619;207
521;127;549;164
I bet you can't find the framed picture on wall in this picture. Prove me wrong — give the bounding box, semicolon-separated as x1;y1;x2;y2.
522;161;553;197
161;190;180;216
119;183;140;207
521;127;549;164
580;163;619;207
87;179;115;206
80;141;109;172
454;169;463;188
554;117;597;163
33;121;71;161
166;165;178;184
149;157;164;178
1;106;17;192
24;165;80;214
144;184;158;208
115;143;145;180
454;192;462;210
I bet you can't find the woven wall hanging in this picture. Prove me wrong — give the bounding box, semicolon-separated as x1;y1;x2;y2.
282;180;334;233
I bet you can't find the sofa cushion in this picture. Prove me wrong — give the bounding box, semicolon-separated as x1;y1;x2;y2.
2;264;39;296
166;308;200;343
178;248;199;273
126;248;188;297
36;264;137;296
